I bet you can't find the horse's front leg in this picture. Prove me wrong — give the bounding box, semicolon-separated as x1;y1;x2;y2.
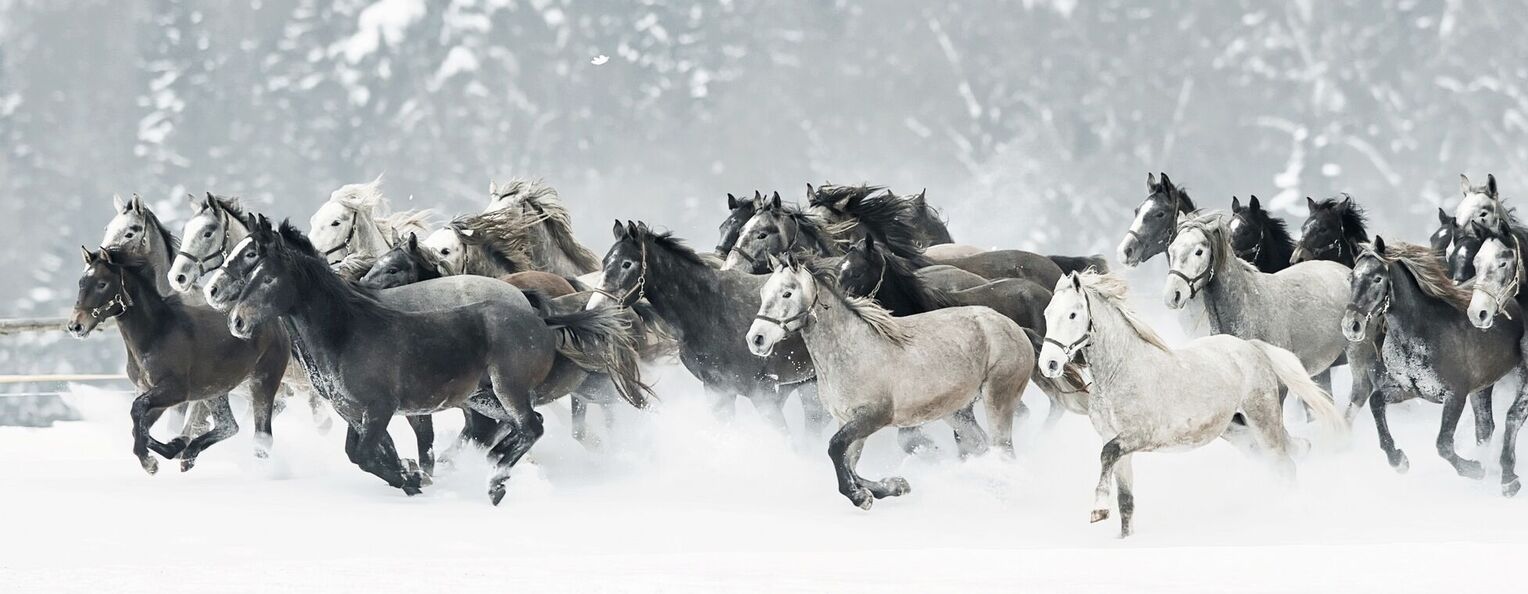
1436;390;1485;479
792;381;832;438
828;406;892;510
129;386;185;475
1500;387;1528;497
353;407;419;495
405;414;436;478
1470;387;1495;446
1369;389;1408;471
751;387;790;433
896;427;939;456
1092;434;1143;524
1114;454;1136;538
946;404;990;459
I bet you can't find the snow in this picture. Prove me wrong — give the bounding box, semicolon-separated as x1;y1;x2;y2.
4;292;1525;592
341;0;427;63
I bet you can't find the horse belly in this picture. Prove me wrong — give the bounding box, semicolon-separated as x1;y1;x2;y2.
1380;333;1447;402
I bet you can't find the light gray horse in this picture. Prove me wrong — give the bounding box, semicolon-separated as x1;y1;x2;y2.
1038;271;1343;537
746;256;1033;510
1163;212;1360;408
308;175;434;279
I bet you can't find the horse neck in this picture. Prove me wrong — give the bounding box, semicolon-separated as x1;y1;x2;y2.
641;246;728;336
222;214;251;254
1200;248;1258;320
140;223;176;296
115;268;176;350
800;287;886;370
1385;262;1455;327
1085;298;1168;390
351;208;392;257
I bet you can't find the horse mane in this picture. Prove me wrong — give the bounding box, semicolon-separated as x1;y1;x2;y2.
826;190;927;259
383;210;435;242
855;237;953;312
274;220;397;321
329;175;388;213
766;202;841;257
1317;195;1370;244
809;183;886;212
1369;241;1473;311
799;259;911;346
141;207;180;253
1150;178;1196;213
1241;205;1295;264
507;182;602;272
448;209;539;276
1074;270;1171;352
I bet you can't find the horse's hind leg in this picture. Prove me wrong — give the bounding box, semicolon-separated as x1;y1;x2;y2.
353;406;420;495
1369;389;1409;472
167;400;213;460
896;427;939;456
1500;387;1528;497
178;395;240;473
484;375;544;506
751;388;791;433
982;371;1026;456
1436;390;1485;480
1470;387;1495;446
405;415;436;478
1241;390;1297;482
792;381;832;438
1091;434;1145;525
947;404;990;459
829;405;894;510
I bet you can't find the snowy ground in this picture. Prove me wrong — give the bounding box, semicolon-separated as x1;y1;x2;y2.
3;290;1526;593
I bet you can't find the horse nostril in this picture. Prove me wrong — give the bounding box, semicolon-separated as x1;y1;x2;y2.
1046;360;1059;374
752;334;764;347
1173;289;1182;303
175;274;186;284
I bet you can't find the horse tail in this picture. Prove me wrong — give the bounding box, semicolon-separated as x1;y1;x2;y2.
1049;254;1109;275
537;304;654;409
1022;327;1090;416
1249;340;1346;440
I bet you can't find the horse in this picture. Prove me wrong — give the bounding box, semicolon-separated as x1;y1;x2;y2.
482;178;603;277
587;221;828;434
1037;270;1342;537
1117;172;1195;267
307;174;434;280
1465;220;1528;496
220;217;648;503
747;256;1033;510
359;232;631;450
167;193;252;292
715;191;759;257
837;234;1090;421
1228;195;1295;273
1163;213;1360;406
1344;237;1526;492
1291;195;1368;266
68;248;290;473
1443;175;1508;283
1431;208;1458;257
100;194;179;297
721;192;841;273
807;183;954;247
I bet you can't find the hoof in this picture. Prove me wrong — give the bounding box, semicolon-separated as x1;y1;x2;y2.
1387;450;1410;473
489;483;507;506
404;460;433;487
1090;508;1109;524
1118;526;1133;539
253;434;272;459
164;437;190;459
847;487;874;510
881;477;911;498
1457;460;1486;480
180;457;197;473
1504;478;1522;498
140;456;159;475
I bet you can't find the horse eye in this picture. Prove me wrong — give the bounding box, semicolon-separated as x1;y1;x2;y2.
783;291;793;299
203;231;213;238
97;281;108;290
263;276;275;285
386;268;399;274
756;232;767;239
1069;312;1077;319
1154;211;1165;218
440;248;451;256
245;251;256;258
331;220;341;227
621;261;633;270
1194;248;1203;257
124;232;134;238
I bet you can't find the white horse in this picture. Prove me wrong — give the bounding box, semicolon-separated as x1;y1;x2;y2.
1163;212;1359;403
308;174;434;280
746;256;1033;510
1454;173;1503;232
1038;271;1343;537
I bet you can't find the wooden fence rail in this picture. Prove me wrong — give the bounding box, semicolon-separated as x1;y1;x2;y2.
0;317;117;336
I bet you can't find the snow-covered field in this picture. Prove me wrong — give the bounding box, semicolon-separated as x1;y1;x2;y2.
3;292;1525;593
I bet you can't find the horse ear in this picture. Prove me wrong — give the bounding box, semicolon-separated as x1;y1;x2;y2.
1437;207;1453;225
1070;271;1082;291
370;172;385;188
406;232;419;251
1248;195;1261;211
1373;235;1388;253
727;193;739;210
99;249;115;265
770;192;782;210
1460;174;1472;195
488;179;498;196
1487;173;1499;198
1305;196;1318;213
806;182;815;199
765;252;781;271
459;228;476;238
1159;173;1172;189
130;193;144;212
626;221;640;238
112;193;127;213
612;219;626;240
1231;196;1242;212
81;245;95;264
1339;194;1353;210
1146;172;1158;190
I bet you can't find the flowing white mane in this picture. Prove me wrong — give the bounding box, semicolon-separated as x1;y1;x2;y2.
329;173;388;213
1074;270;1171;352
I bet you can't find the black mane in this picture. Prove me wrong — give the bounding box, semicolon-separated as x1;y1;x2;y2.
1237;205;1296;271
837;191;927;260
845;237;954;316
1151;178;1196;213
809;184;886;212
273;220;396;321
1319;195;1370;244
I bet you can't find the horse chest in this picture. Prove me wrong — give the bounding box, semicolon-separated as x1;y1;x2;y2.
1380;332;1446;401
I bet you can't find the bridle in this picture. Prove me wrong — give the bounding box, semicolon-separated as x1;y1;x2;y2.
1231;213;1264;262
1167;223;1220;300
730;212;801;269
753;280;822;334
88;271;133;320
1347;250;1394;324
322;210;360;264
1043;290;1094;362
593;238;649;307
1475;234;1524;320
177;206;230;279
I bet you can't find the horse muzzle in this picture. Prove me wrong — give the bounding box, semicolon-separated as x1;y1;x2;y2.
1162;277;1191;310
1468;293;1498;330
1116;236;1141;268
745;321;780;357
1340;310;1369;342
65;311;96;339
228;311;255;340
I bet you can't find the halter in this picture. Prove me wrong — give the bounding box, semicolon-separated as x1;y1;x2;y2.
1347;250;1394;322
753;284;821;334
89;272;133;320
322;210;360;264
591;238;649;307
1231;212;1264;262
1043;290;1094;361
1166;221;1220;299
1475;234;1524;320
177;207;230;278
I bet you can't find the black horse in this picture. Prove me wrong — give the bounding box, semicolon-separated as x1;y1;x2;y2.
589;221;827;433
218;217;647;503
1228;195;1295;273
1291;195;1368;266
716;192;761;257
69;248;290;474
1118;172;1196;267
1343;237;1524;485
807;183;954;247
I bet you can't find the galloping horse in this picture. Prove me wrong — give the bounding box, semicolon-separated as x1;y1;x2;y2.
307;175;433;280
